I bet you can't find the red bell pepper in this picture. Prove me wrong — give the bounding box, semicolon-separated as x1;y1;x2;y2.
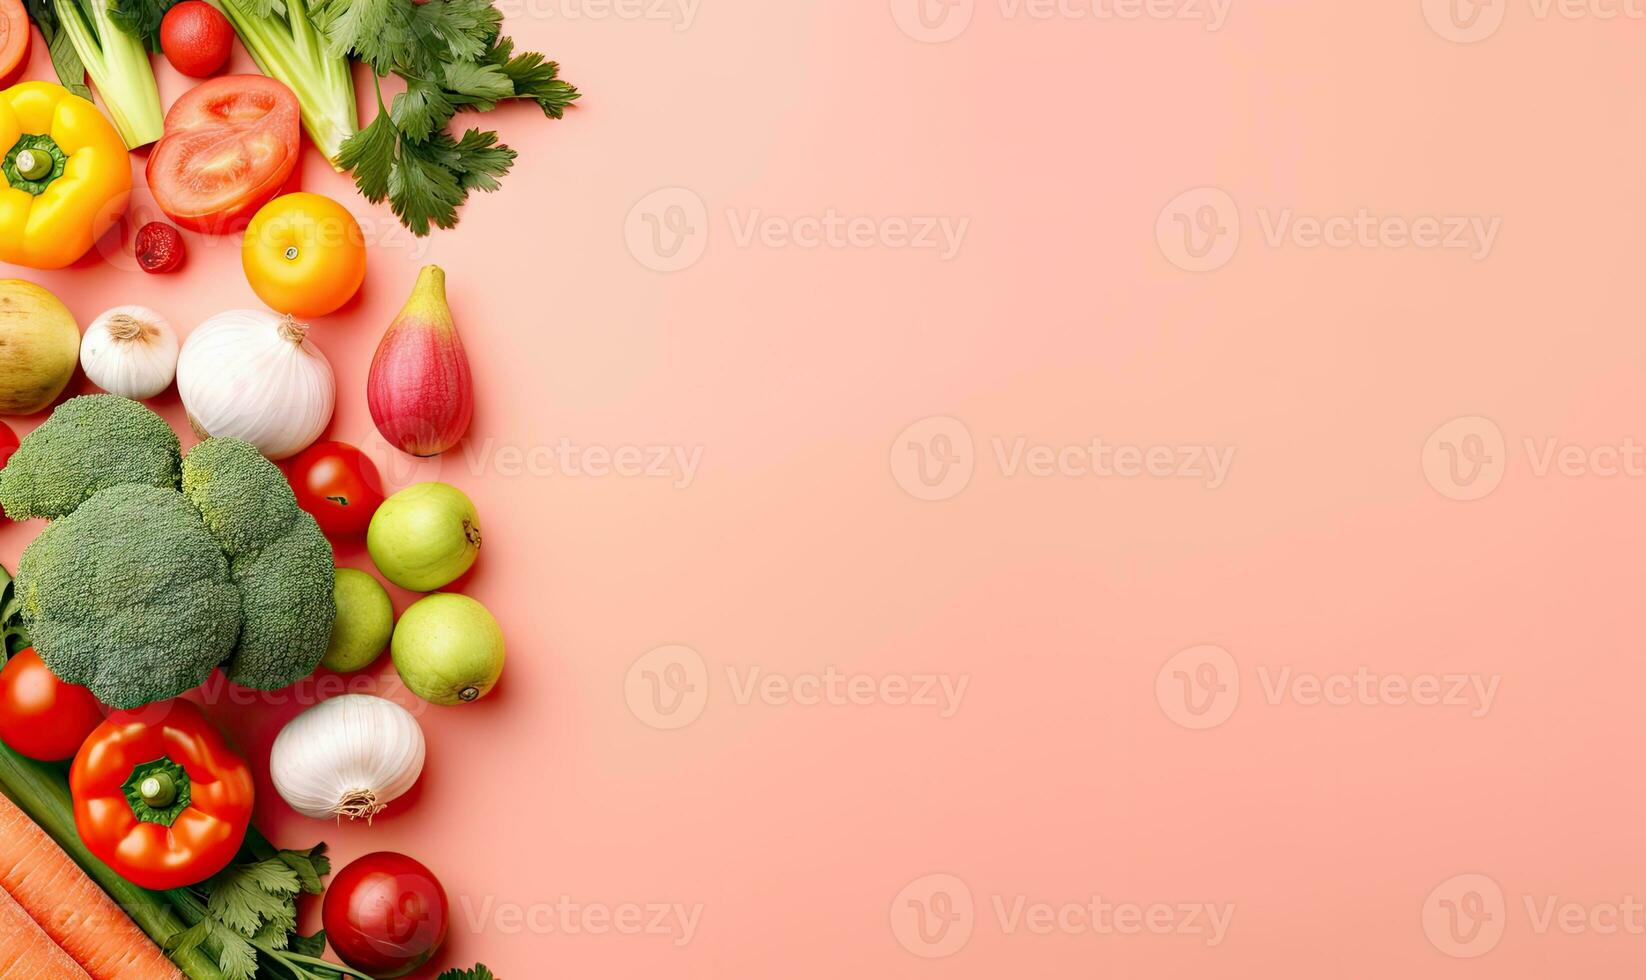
70;698;254;890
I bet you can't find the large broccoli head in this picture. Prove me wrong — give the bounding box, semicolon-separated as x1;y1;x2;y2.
0;396;336;708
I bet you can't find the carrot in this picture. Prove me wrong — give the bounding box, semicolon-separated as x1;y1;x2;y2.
0;791;182;980
0;883;89;980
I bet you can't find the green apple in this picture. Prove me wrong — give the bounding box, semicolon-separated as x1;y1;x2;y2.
392;593;505;705
367;482;481;591
322;568;395;673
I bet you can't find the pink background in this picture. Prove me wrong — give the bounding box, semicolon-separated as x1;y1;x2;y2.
4;0;1643;975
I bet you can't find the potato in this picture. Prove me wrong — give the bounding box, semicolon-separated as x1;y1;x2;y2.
0;281;79;416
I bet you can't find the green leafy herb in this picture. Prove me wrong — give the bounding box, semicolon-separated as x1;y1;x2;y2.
438;966;497;980
21;0;92;100
107;0;178;49
321;0;578;236
166;841;370;980
0;562;29;660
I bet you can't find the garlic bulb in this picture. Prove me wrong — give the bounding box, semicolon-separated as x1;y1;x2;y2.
176;310;335;460
80;306;179;399
270;694;426;822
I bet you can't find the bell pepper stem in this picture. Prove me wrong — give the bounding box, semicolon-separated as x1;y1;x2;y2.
138;772;177;808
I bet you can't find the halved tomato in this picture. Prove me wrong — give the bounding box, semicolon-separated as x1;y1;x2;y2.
0;0;29;88
147;75;300;233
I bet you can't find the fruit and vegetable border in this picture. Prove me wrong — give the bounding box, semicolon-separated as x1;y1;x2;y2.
0;0;573;974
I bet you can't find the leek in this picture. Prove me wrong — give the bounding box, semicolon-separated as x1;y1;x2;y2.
51;0;164;148
207;0;358;166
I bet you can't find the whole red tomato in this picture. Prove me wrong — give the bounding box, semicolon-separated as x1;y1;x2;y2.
0;421;16;470
0;649;106;761
284;442;385;537
322;852;449;978
160;1;232;78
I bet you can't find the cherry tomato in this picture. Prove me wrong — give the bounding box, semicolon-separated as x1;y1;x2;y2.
284;442;385;537
160;1;232;78
322;852;448;979
0;421;17;470
0;0;29;88
0;650;106;761
147;76;300;233
243;193;367;318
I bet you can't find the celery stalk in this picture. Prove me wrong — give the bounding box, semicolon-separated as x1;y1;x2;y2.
51;0;164;148
207;0;357;167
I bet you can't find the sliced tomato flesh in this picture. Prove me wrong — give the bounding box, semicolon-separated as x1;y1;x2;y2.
146;75;300;233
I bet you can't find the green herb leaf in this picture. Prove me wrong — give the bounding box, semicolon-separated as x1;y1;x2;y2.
389;136;466;236
442;128;516;194
488;38;579;118
107;0;177;47
337;109;399;203
391;76;456;142
22;0;91;99
442;60;515;110
438;966;498;980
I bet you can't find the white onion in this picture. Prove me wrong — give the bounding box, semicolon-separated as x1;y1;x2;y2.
80;305;179;399
176;310;335;460
270;695;426;822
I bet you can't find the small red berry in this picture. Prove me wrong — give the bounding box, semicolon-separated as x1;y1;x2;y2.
160;1;233;78
135;222;186;274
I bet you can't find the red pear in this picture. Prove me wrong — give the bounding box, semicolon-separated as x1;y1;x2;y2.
367;265;474;457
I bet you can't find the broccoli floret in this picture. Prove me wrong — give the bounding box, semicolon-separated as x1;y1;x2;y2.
16;485;243;708
0;395;181;520
222;512;335;691
181;437;301;556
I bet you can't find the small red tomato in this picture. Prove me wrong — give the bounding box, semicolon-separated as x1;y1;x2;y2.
0;650;106;761
135;222;186;274
0;421;17;470
160;1;232;78
322;852;449;978
284;441;385;537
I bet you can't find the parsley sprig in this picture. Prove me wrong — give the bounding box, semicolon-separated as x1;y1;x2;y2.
321;0;579;235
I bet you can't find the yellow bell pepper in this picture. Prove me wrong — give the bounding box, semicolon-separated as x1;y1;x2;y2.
0;82;131;270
